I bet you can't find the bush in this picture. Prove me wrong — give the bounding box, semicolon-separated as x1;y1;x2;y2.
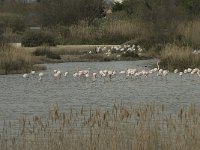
21;31;57;47
33;47;61;60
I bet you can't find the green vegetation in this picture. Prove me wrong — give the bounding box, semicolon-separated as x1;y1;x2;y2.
1;102;200;150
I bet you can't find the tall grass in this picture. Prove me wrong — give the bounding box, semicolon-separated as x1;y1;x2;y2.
177;20;200;47
160;44;200;71
60;19;152;45
1;102;200;150
0;46;44;74
104;20;152;41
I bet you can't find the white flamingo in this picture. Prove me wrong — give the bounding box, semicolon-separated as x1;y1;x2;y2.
31;70;35;74
92;73;97;80
54;70;61;80
162;70;169;77
23;74;29;78
39;72;44;81
63;72;68;77
174;69;178;74
187;68;192;73
73;73;78;77
184;69;188;74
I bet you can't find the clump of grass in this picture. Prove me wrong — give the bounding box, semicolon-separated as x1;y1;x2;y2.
0;45;33;74
0;45;46;74
32;46;61;60
159;44;200;71
1;102;200;150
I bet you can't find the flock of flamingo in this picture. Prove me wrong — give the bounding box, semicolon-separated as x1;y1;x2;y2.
22;61;200;81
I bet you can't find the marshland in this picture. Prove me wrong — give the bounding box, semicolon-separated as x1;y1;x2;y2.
0;0;200;149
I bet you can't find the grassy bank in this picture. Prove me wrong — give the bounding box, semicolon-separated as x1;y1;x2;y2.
1;102;200;150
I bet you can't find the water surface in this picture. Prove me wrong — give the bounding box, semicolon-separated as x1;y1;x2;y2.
0;60;199;124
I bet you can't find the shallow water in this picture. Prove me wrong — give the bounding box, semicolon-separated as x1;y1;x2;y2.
0;59;199;124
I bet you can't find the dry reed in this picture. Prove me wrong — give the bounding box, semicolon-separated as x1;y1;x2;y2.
1;102;200;150
0;45;45;74
177;20;200;47
63;19;152;45
160;44;200;71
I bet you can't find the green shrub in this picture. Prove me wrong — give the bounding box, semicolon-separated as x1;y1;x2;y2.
21;31;57;47
33;47;61;60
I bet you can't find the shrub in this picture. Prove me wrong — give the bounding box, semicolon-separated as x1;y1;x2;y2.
21;31;57;47
33;47;61;60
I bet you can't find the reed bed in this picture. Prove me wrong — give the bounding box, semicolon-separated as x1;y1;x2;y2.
160;44;200;71
62;19;152;45
177;20;200;47
104;20;152;41
1;102;200;150
0;46;45;74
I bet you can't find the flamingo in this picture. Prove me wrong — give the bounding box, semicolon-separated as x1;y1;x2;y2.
184;69;188;74
85;73;89;78
162;70;169;77
187;68;192;73
197;70;200;77
99;70;106;77
73;73;78;77
39;72;44;81
157;69;163;76
23;74;29;78
119;71;126;74
63;72;68;77
174;69;178;74
157;60;160;70
31;70;35;74
108;70;113;80
92;73;97;80
54;70;61;80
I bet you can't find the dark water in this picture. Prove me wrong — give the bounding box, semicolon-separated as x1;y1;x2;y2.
0;60;199;123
